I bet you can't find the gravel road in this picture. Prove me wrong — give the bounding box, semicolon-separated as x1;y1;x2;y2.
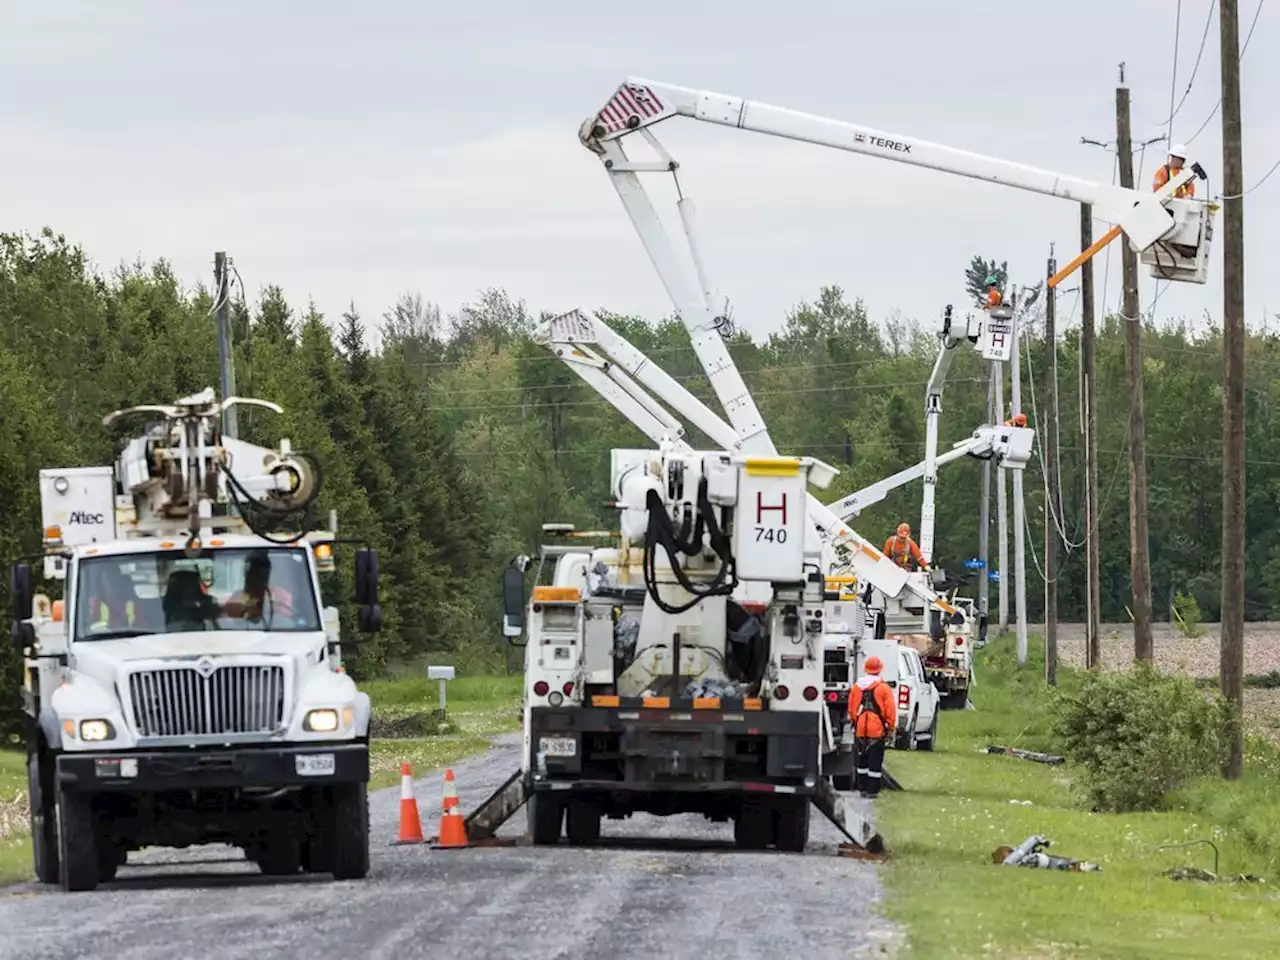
0;734;900;960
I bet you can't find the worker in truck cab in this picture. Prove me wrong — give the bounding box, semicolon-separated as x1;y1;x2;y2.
884;522;929;572
851;656;896;798
1153;144;1196;198
221;550;294;623
87;566;143;632
983;275;1002;309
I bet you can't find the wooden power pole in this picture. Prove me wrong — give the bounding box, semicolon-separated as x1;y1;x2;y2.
1080;203;1102;670
1115;74;1155;663
1044;249;1059;685
1219;0;1246;780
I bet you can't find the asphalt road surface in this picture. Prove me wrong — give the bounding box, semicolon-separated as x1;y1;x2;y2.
0;734;900;960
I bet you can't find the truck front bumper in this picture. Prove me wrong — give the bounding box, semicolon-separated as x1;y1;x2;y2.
56;743;369;792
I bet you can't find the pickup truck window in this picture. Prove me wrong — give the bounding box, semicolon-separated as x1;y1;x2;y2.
73;547;320;640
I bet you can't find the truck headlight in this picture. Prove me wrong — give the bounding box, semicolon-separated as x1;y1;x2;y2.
303;708;340;732
79;719;115;742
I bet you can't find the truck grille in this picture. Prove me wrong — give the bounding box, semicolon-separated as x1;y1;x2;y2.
127;664;287;738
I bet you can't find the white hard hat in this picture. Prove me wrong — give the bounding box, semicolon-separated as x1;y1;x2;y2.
1169;143;1187;159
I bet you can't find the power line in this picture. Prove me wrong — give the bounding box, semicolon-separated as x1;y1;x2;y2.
1166;0;1185;144
1185;0;1266;145
1221;155;1280;199
1154;0;1219;135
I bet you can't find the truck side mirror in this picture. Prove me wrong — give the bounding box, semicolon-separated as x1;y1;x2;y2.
10;563;33;621
502;565;525;640
10;563;35;654
354;548;379;607
358;604;383;634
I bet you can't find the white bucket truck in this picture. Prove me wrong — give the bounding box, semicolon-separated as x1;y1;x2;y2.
9;389;383;891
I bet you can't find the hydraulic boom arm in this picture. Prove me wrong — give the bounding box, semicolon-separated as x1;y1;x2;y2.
536;309;963;614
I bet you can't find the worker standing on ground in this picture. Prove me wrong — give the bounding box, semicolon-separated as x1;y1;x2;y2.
851;656;897;798
983;275;1003;309
1152;144;1196;198
884;522;929;572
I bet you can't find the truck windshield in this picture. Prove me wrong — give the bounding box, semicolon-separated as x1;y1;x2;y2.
73;547;321;640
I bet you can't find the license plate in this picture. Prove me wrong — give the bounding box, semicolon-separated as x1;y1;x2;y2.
295;753;336;777
539;736;576;758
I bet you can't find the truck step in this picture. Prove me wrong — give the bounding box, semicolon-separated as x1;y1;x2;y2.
464;768;528;841
812;777;885;853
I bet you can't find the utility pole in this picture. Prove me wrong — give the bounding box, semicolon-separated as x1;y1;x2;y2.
1044;250;1059;685
1219;0;1245;780
214;251;238;438
1115;71;1154;663
978;369;993;643
1080;203;1102;669
996;363;1010;632
1010;292;1028;666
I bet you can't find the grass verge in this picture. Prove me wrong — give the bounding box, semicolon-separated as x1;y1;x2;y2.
0;671;523;885
879;637;1280;959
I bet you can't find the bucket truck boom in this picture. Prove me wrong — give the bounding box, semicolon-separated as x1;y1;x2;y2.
581;78;1216;287
535;308;954;617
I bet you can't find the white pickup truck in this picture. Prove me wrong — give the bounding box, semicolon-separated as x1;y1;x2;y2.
854;639;939;752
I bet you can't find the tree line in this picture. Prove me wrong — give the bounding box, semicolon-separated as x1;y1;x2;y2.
1;229;1275;720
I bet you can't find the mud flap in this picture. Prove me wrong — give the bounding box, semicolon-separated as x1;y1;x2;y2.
464;768;528;841
812;776;885;853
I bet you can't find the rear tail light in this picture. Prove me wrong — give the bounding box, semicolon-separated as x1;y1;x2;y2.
533;681;549;697
803;686;819;701
898;685;910;707
562;681;575;696
954;637;964;646
826;691;838;703
775;685;790;701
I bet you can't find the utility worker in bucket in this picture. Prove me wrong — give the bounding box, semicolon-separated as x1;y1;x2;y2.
884;522;929;572
983;275;1003;309
851;655;897;798
1152;144;1196;198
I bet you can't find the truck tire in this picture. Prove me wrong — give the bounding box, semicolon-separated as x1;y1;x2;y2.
733;805;772;850
57;787;100;892
27;751;59;885
565;799;602;846
773;799;810;853
895;711;918;751
329;782;370;880
528;793;564;845
918;711;938;752
97;843;124;883
255;836;302;876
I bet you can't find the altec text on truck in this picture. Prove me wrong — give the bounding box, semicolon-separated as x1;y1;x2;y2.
10;388;384;892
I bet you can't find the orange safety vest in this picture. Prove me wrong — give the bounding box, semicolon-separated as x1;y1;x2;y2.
1153;164;1195;199
851;676;897;739
884;534;925;570
985;288;1002;308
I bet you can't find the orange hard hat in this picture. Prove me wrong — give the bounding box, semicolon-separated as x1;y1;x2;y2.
864;655;883;675
896;522;911;537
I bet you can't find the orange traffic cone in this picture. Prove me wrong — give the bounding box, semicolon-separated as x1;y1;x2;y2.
393;763;425;845
432;767;470;850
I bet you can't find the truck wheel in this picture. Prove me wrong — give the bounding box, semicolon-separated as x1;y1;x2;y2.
527;793;564;845
329;782;370;880
918;711;938;752
97;843;124;883
773;799;810;853
28;752;59;884
256;836;302;876
733;805;772;850
56;787;100;892
832;773;855;792
565;799;602;846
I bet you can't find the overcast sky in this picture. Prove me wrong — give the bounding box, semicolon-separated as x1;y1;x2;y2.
2;0;1276;343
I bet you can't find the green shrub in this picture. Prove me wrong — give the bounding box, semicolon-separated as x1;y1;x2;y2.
1052;663;1233;812
1173;592;1205;638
